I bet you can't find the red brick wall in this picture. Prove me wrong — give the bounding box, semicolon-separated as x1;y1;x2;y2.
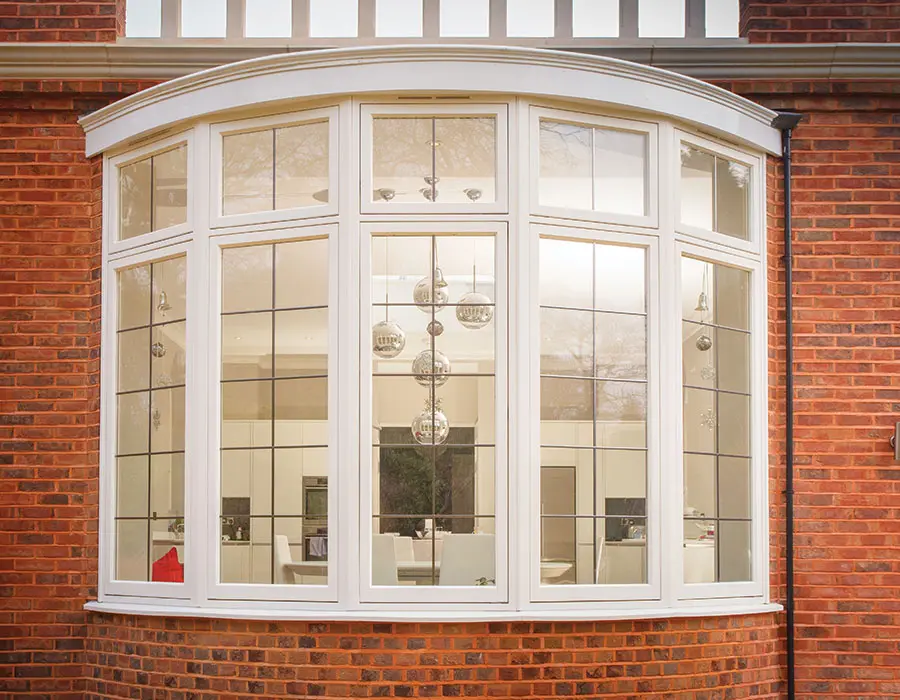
721;78;900;699
83;614;782;699
0;1;122;42
740;1;900;42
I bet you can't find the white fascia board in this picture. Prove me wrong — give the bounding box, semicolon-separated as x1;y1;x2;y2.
79;45;781;156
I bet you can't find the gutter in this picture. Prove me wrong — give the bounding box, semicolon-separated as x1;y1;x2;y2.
1;42;900;80
771;110;803;700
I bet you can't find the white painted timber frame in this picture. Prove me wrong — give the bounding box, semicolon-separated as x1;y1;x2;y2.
91;45;780;620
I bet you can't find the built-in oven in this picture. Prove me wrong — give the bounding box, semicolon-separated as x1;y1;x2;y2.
302;477;328;561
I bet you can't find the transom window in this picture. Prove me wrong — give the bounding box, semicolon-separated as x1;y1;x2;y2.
101;96;766;614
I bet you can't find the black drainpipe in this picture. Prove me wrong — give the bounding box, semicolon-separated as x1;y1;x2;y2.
771;110;803;700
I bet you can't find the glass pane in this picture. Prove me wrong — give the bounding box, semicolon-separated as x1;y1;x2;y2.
540;376;592;421
221;380;273;448
273;448;328;515
716;157;750;240
600;519;646;584
715;264;750;331
150;453;185;519
150;387;185;453
117;456;149;518
540;421;593;449
595;244;645;315
118;391;150;456
119;158;152;240
152;256;187;324
595;380;646;425
680;145;714;231
540;463;578;516
223;129;274;216
596;449;646;510
150;519;185;580
275;238;328;309
275;517;323;584
719;457;751;520
152;145;187;230
684;537;715;584
118;328;150;393
540;308;593;377
221;449;272;517
222;245;273;313
372;117;432;204
116;519;149;581
682;322;716;390
683;453;716;520
595;313;646;380
273;377;328;445
539;120;592;210
151;322;186;388
594;128;646;217
539;238;593;309
222;312;273;381
275;121;330;210
118;264;151;330
718;391;750;457
681;256;712;325
433;118;496;204
717;327;750;394
683;387;716;455
718;520;751;582
274;308;328;378
540;516;576;584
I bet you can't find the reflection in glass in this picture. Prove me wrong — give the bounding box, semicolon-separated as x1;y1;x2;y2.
539;236;648;586
680;144;751;241
119;146;187;240
681;255;752;584
219;238;329;585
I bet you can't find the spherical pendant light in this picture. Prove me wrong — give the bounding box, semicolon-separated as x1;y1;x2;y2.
412;349;451;387
411;398;450;445
413;273;449;312
695;334;713;352
456;291;494;330
372;320;406;359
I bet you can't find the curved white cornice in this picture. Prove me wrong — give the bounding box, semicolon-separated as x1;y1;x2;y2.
80;44;781;156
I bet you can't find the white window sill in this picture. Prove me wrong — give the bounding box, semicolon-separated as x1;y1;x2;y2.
85;599;782;623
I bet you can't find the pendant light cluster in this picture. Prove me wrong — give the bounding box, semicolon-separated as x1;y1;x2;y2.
372;237;493;446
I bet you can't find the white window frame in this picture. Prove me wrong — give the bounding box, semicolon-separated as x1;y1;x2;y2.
205;223;341;604
527;223;661;604
672;243;767;601
101;241;197;601
360;102;510;216
209;106;340;230
357;220;510;606
674;129;764;256
106;130;194;256
530;106;659;231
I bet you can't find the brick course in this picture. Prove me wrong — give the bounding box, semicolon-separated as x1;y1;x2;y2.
0;1;122;43
740;1;900;43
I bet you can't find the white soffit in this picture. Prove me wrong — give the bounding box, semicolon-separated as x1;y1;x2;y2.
80;45;781;156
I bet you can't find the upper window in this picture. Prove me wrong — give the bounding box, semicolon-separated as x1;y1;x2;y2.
101;97;767;615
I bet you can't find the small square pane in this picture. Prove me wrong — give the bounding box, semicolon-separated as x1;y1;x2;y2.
275;238;328;309
717;328;750;394
118;328;150;393
119;158;152;240
373;376;433;437
595;312;646;380
150;453;185;518
540;460;580;516
152;256;187;324
540;376;593;421
152;145;187;230
718;520;751;582
684;537;716;584
221;380;273;447
150;387;185;453
274;308;328;377
221;449;273;516
718;457;751;520
681;256;712;324
222;245;273;313
540;308;593;377
683;453;716;519
539;120;592;211
273;377;328;445
223;129;274;216
274;448;327;515
372;118;432;205
596;449;646;507
715;264;750;331
595;244;646;314
117;456;149;518
600;519;646;584
540;422;593;448
683;387;716;455
434;309;495;375
222;312;273;381
717;392;750;458
151;322;186;388
275;121;330;210
433;117;496;204
118;264;151;330
372;235;432;301
595;380;646;423
594;128;646;217
539;238;593;310
116;519;149;581
682;322;716;390
541;516;576;584
716;157;750;240
118;391;150;456
274;518;318;584
680;145;714;231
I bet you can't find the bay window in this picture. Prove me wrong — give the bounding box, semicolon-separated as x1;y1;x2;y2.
97;67;770;616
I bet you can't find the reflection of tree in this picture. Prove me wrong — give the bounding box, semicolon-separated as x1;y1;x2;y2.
539;120;591;176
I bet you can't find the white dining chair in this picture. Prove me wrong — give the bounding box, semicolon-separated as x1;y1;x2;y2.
393;535;415;562
594;537;607;585
438;533;494;586
274;534;296;585
372;534;399;586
